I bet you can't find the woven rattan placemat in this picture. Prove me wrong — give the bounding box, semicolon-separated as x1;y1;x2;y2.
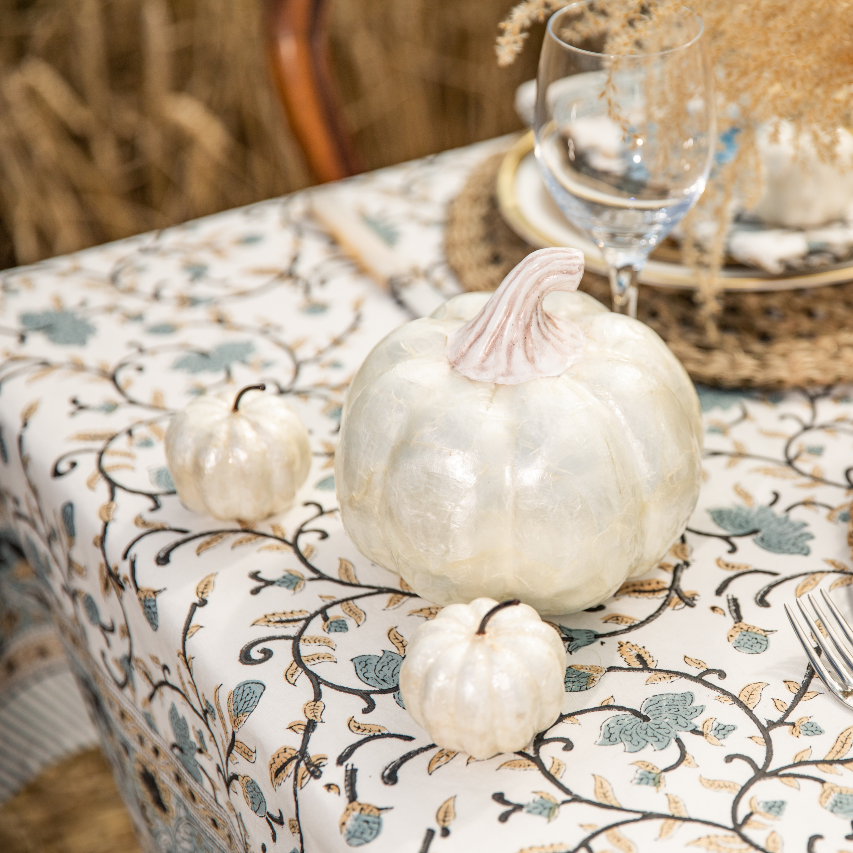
445;152;853;389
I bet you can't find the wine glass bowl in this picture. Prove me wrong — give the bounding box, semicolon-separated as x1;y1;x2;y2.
534;1;715;316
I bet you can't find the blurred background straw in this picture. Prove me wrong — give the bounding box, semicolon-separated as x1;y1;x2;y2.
0;0;540;270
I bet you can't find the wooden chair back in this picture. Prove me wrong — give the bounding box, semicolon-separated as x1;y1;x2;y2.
265;0;363;184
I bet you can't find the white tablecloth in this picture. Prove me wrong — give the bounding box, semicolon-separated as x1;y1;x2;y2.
2;139;853;853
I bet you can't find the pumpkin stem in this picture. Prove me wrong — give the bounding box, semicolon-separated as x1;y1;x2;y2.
445;248;586;385
476;599;520;635
232;384;266;412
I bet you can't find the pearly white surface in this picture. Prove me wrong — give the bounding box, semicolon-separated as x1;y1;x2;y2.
165;388;311;521
398;598;567;759
336;274;703;614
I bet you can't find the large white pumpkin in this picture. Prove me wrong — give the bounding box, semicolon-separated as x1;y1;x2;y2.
399;598;567;759
166;385;311;521
335;248;702;614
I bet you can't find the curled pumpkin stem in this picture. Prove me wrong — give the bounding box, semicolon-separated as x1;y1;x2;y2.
477;599;521;635
232;384;266;412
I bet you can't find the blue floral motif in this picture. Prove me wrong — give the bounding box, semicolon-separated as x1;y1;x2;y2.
633;768;662;788
326;618;349;633
708;505;814;555
559;627;598;654
169;702;202;783
230;681;265;729
524;794;559;821
315;475;336;490
20;309;96;345
695;385;749;412
564;665;603;692
732;629;769;654
61;501;75;540
0;428;7;464
82;593;100;625
149;466;175;491
825;791;853;818
172;341;254;374
342;806;383;847
147;323;179;335
274;571;305;592
800;721;824;736
598;692;705;753
353;650;403;691
759;800;786;818
183;263;209;281
240;776;267;816
23;536;51;578
711;722;736;740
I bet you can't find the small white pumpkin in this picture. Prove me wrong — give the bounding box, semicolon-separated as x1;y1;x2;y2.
335;248;702;614
399;598;566;759
165;384;311;521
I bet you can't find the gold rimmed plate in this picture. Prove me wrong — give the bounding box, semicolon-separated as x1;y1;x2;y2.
497;130;853;292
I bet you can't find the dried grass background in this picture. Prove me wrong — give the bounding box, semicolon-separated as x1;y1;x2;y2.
0;0;539;270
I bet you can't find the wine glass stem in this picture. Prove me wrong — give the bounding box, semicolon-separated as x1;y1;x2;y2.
607;264;640;318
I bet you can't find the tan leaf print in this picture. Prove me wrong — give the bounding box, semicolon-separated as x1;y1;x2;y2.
436;796;456;828
300;635;336;649
548;757;565;779
284;661;302;685
269;745;298;788
795;573;826;598
385;592;407;610
195;533;229;556
605;827;636;853
738;682;768;709
699;776;740;793
714;557;751;572
98;501;116;523
498;757;537;770
617;640;657;668
592;775;621;807
337;558;358;584
303;700;325;722
233;740;256;763
347;717;387;735
825;725;853;761
341;600;366;626
615;579;669;599
195;573;216;600
428;749;458;774
387;626;407;656
601;613;637;625
684;655;708;669
303;652;336;664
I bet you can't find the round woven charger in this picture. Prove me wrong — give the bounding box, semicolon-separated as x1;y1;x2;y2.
445;151;853;390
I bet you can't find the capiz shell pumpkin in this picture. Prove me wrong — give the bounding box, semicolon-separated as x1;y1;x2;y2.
165;385;311;521
335;248;702;614
399;598;567;759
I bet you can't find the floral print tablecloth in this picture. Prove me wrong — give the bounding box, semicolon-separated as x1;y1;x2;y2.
3;139;853;853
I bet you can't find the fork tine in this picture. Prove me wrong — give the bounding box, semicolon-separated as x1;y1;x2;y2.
820;588;853;648
794;599;853;688
785;604;847;695
807;593;853;677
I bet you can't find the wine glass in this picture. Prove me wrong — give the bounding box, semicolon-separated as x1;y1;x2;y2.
534;0;715;317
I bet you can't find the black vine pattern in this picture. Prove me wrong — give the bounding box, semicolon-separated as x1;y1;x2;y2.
3;148;853;853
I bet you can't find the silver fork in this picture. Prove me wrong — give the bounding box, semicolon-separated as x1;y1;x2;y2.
785;589;853;704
